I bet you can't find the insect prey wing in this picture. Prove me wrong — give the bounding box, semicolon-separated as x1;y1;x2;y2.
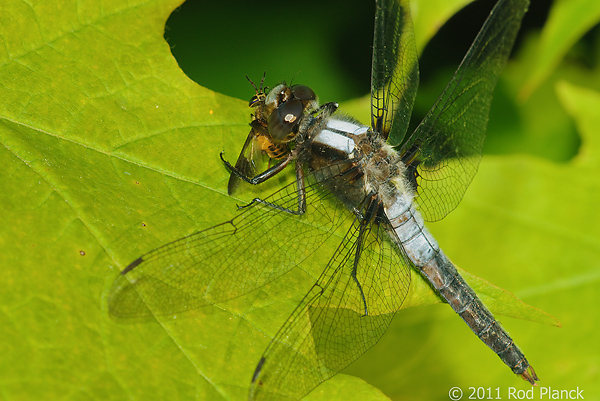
227;129;262;195
371;0;419;146
400;0;529;222
249;198;411;400
108;170;351;320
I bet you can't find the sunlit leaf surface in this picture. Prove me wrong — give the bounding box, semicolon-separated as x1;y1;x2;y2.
1;0;597;400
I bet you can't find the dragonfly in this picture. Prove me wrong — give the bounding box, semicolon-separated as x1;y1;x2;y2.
108;0;537;399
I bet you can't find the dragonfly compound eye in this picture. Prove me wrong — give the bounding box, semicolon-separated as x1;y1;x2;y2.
268;98;303;142
291;85;316;101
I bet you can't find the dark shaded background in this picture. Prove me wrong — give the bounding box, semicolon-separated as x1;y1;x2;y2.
165;0;595;161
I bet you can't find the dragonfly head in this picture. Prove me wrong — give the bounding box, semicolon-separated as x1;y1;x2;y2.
265;83;318;143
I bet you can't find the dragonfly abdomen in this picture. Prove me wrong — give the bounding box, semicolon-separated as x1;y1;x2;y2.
385;194;440;266
384;189;538;384
420;247;538;384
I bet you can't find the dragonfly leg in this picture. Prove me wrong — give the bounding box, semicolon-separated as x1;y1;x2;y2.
237;161;308;216
315;101;339;117
221;150;294;186
351;193;382;316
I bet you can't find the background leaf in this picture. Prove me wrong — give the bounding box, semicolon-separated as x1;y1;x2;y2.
1;0;598;401
520;0;600;98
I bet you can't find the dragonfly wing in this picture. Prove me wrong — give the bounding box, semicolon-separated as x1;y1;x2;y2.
399;0;529;222
108;166;353;320
249;198;411;400
371;0;419;146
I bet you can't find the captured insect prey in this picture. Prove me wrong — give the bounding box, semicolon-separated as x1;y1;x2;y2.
108;0;537;399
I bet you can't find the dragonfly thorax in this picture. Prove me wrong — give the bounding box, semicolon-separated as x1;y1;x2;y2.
306;115;414;211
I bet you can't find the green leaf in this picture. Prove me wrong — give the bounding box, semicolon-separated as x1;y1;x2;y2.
1;1;596;401
411;0;475;52
521;0;600;98
0;0;248;399
557;81;600;167
305;375;391;401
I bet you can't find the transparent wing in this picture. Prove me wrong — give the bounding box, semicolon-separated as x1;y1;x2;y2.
108;166;352;320
400;0;529;222
227;127;266;195
249;199;411;400
371;0;419;146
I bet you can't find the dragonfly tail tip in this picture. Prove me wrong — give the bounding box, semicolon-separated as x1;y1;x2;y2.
519;365;539;385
